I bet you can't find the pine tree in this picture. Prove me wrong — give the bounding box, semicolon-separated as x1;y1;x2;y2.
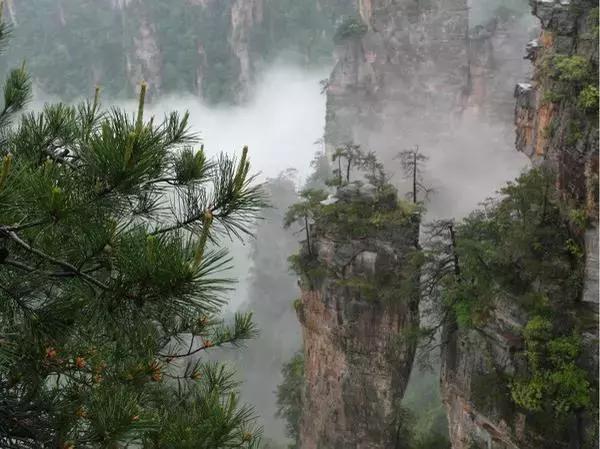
396;145;431;204
0;10;266;447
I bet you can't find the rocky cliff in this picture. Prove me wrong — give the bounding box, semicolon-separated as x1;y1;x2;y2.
295;183;420;449
513;0;598;309
441;1;599;448
324;0;469;155
465;13;538;122
322;0;536;223
3;0;355;103
514;1;598;203
5;0;262;102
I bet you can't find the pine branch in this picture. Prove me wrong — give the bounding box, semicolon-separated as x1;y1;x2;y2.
1;258;103;279
0;228;108;290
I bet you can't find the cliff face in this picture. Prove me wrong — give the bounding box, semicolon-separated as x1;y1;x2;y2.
514;0;598;329
296;185;420;449
514;0;598;208
322;0;535;220
441;1;599;448
6;0;263;102
4;0;355;103
229;0;264;102
465;14;538;122
324;0;469;155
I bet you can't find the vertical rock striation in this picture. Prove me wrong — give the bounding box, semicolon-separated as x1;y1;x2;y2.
514;0;598;202
514;0;598;305
441;1;599;448
324;0;469;155
128;16;162;96
465;13;538;122
229;0;264;103
296;184;420;449
4;0;356;103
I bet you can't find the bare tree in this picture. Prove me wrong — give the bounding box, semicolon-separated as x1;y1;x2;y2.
396;145;432;204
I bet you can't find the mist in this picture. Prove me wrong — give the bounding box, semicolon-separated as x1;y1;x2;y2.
26;20;532;445
137;65;329;310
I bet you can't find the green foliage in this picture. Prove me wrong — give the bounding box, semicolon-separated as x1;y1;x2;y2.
587;7;600;37
386;404;450;449
566;119;584;145
397;145;431;204
283;188;328;231
471;370;513;419
578;84;599;111
443;168;585;327
316;190;415;239
510;317;591;416
333;16;368;43
0;57;267;447
552;55;592;84
569;205;591;230
4;0;130;99
412;435;452;449
541;54;597;107
335;275;378;299
286;148;420;305
292;298;302;312
288;251;327;290
0;20;31;136
276;352;304;449
424;167;594;432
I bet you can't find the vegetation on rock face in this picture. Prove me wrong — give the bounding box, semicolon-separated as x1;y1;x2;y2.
251;0;354;66
419;167;596;441
396;145;431;205
0;16;267;446
577;84;599;111
333;16;368;43
285;146;421;292
441;168;585;328
510;316;591;415
402;368;451;449
542;54;597;106
276;351;450;449
275;352;304;449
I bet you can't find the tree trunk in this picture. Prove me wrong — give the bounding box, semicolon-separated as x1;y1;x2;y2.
305;216;311;256
346;157;352;183
412;152;417;204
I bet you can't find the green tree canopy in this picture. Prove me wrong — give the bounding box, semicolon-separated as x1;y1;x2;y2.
0;14;266;447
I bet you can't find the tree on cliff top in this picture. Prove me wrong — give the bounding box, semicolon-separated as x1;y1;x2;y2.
0;16;266;447
396;145;431;204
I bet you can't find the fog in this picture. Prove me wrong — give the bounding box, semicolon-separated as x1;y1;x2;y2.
142;66;325;443
406;116;531;220
139;66;328;311
27;16;533;444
